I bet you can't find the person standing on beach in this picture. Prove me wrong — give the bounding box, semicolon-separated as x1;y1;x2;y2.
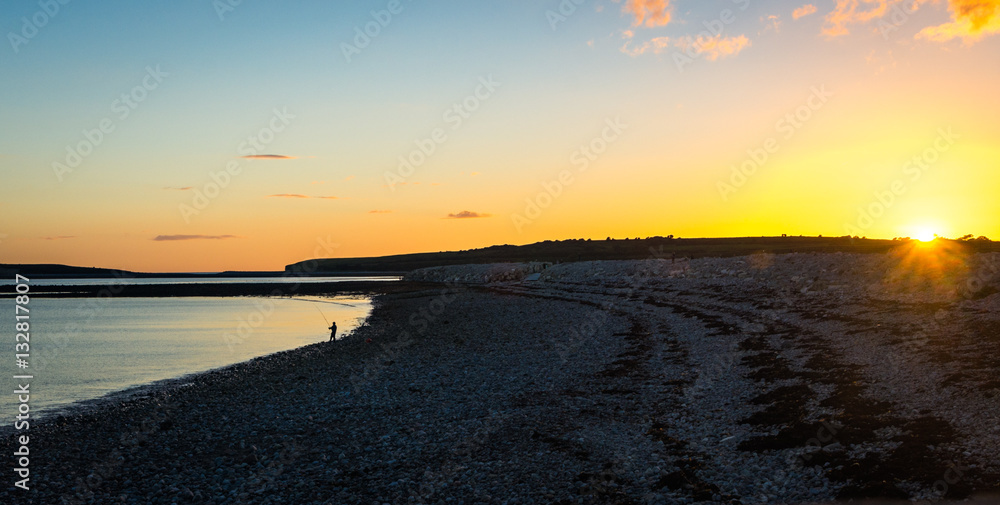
328;322;337;342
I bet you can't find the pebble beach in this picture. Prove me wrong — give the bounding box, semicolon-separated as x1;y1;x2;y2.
3;250;1000;504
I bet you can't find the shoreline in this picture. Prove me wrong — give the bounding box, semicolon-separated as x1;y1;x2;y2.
0;286;407;431
2;254;999;504
0;280;428;298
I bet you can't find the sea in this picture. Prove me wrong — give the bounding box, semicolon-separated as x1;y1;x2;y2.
0;276;393;425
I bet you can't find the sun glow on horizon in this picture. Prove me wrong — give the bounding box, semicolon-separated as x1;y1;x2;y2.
916;229;938;242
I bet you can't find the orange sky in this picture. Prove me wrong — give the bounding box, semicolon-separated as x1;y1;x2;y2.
1;1;998;271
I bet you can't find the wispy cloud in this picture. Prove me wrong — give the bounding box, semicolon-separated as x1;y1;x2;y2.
163;186;193;191
369;210;393;214
761;14;782;34
153;235;241;241
620;0;673;27
679;35;751;60
823;0;900;37
624;34;751;60
344;175;355;181
267;194;340;199
40;235;77;240
622;35;672;56
240;154;297;160
793;4;818;20
445;210;491;219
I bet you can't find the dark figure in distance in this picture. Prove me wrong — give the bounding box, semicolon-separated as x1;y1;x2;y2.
328;322;337;342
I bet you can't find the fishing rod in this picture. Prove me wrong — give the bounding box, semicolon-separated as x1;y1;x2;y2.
313;303;331;326
283;296;360;308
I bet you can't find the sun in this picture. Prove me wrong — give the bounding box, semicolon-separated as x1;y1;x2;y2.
915;229;937;242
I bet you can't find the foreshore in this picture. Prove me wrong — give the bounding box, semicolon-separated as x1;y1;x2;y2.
3;251;999;504
0;280;418;298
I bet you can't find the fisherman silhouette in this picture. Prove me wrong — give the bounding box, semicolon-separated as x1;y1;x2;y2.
328;322;337;342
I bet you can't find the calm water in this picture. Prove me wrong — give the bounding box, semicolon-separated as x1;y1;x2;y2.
0;275;400;286
1;294;372;422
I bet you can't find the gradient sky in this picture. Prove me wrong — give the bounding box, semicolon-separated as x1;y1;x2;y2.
1;0;998;272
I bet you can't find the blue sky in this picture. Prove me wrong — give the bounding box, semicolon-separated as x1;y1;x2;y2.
1;0;998;270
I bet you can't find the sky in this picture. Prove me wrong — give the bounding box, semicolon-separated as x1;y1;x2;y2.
1;0;998;272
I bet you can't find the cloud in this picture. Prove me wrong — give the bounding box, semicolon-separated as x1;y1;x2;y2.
761;14;782;33
621;35;673;56
684;35;751;60
40;235;77;240
622;34;751;60
267;194;341;200
369;210;393;214
822;0;1000;42
153;235;240;241
823;0;903;37
344;175;355;181
621;0;673;27
240;154;297;159
445;211;491;219
793;4;818;19
917;0;1000;43
163;186;193;191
